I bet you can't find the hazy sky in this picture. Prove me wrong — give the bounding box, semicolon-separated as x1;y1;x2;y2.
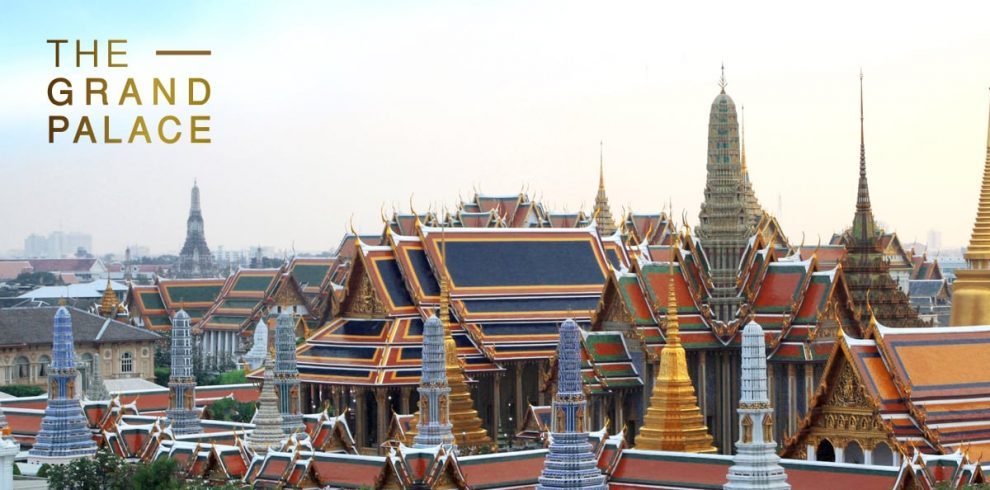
2;1;989;256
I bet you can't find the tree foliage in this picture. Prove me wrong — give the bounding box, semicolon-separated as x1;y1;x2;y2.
205;396;256;423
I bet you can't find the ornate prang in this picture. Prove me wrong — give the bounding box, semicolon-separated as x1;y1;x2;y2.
592;141;617;236
28;308;98;465
177;181;216;278
724;321;790;489
537;318;607;490
166;310;202;436
274;311;305;434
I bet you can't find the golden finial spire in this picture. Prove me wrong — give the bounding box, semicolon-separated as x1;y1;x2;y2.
719;62;727;94
666;271;681;347
963;87;990;265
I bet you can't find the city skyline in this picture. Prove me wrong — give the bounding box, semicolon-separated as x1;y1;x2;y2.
2;1;990;255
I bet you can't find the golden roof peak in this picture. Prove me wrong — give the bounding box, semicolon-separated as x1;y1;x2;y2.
99;278;119;317
963;89;990;264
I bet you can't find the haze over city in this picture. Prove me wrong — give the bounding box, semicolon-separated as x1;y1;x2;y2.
2;0;989;255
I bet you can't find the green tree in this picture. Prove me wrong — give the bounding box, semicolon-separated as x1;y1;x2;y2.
130;457;181;489
205;397;256;423
15;271;58;286
216;369;246;385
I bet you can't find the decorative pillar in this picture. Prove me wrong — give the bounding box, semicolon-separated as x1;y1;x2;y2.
536;318;606;490
724;321;790;489
28;308;98;465
699;351;708;417
515;363;524;431
166;310;202;435
492;375;501;441
807;444;816;461
864;448;873;465
538;363;546;406
376;389;388;447
400;387;412;415
355;387;367;448
834;444;844;463
786;364;797;435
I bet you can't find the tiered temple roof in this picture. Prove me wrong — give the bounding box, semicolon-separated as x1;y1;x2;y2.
783;318;990;460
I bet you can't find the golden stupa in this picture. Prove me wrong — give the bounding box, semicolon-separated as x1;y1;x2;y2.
634;264;717;453
951;93;990;326
406;237;494;452
98;278;119;317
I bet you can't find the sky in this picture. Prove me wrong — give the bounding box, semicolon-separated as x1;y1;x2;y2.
1;1;989;256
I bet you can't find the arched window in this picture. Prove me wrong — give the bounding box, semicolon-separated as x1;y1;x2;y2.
844;440;865;464
120;352;133;373
15;356;29;380
873;442;894;466
37;355;51;378
816;439;836;462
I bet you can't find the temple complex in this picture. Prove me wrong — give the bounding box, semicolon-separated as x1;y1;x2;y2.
833;74;924;329
724;321;790;489
166;310;202;436
176;181;216;279
950;92;990;326
536;318;607;490
28;307;98;465
634;273;716;453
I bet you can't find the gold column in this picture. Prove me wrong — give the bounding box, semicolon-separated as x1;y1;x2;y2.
354;386;367;449
787;364;797;435
492;374;501;442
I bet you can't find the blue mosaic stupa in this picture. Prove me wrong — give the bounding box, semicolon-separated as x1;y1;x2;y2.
274;311;304;434
28;307;97;465
166;310;202;436
413;310;455;450
537;318;607;490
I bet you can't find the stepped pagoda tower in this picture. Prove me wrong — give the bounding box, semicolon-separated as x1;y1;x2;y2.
243;318;270;370
593;142;617;236
412;310;455;449
247;355;286;454
536;318;607;490
84;355;109;401
166;310;202;435
635;276;716;453
177;181;215;278
837;74;924;329
696;66;763;321
951;91;990;326
28;308;98;464
98;278;119;317
724;321;790;489
274;311;304;434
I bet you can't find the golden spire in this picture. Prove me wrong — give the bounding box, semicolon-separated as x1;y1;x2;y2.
719;62;727;94
406;227;495;452
950;88;990;326
98;278;119;317
634;267;716;453
599;140;606;192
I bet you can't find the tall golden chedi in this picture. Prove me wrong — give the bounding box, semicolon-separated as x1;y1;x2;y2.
951;91;990;326
406;235;494;452
635;258;716;453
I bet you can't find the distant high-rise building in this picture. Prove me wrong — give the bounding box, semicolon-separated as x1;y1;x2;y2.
926;229;942;253
23;231;93;258
177;181;215;278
